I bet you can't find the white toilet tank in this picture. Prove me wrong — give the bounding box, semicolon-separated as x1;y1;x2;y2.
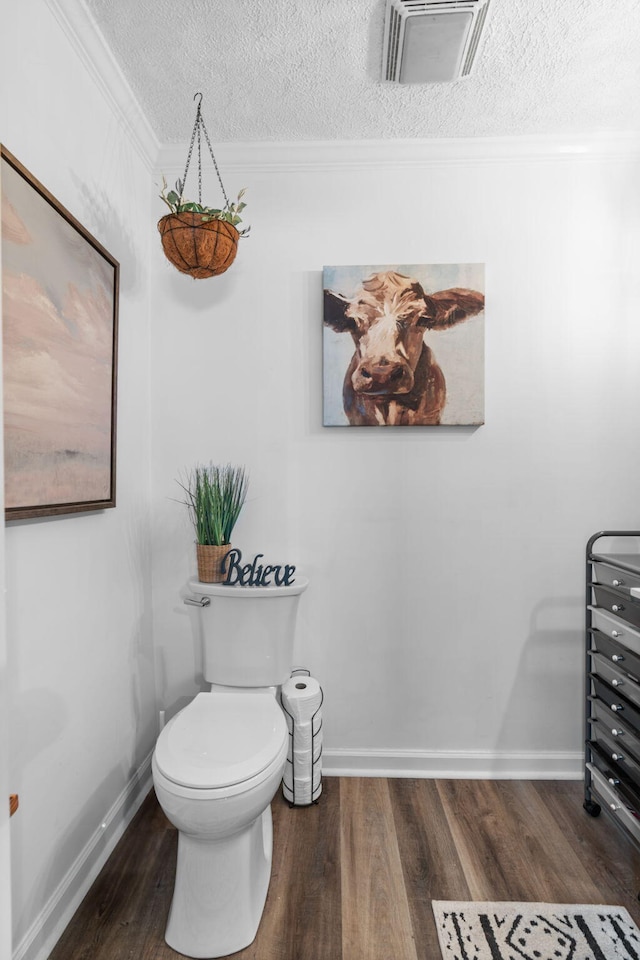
187;577;309;687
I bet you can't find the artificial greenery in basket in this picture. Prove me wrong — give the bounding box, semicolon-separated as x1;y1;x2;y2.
178;463;249;582
159;177;249;233
158;180;249;280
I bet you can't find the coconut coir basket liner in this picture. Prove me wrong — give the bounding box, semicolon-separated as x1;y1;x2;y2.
158;213;239;279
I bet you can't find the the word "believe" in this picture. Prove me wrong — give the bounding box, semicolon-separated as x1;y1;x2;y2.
222;549;296;587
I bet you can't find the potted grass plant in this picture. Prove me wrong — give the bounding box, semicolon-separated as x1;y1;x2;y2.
178;463;249;582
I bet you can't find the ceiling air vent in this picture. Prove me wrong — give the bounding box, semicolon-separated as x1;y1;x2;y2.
382;0;492;84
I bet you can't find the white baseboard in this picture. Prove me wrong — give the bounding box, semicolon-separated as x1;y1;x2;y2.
13;751;154;960
322;748;583;780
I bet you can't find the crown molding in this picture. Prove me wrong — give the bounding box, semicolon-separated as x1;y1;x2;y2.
157;131;640;175
46;0;159;171
42;1;640;178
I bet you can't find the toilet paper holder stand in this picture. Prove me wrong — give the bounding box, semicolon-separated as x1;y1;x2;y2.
280;668;323;807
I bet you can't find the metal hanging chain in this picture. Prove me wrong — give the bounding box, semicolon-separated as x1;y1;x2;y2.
196;113;202;206
179;93;231;211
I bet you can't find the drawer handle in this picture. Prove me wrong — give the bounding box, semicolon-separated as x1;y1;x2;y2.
612;679;625;687
612;630;624;638
611;703;624;712
611;728;625;737
612;604;625;612
609;777;621;786
613;579;625;587
612;654;625;662
612;752;625;762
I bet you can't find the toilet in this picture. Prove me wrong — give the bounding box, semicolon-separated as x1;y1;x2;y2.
152;575;309;959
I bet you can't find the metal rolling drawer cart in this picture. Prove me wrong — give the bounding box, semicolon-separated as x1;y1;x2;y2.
585;530;640;852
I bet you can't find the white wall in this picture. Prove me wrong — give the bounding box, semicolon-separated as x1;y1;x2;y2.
1;1;157;956
0;155;12;960
1;3;639;955
151;137;640;777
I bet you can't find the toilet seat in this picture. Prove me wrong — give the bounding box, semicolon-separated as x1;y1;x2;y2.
154;691;288;790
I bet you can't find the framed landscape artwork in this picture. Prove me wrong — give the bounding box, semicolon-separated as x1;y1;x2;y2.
323;263;485;427
1;146;119;520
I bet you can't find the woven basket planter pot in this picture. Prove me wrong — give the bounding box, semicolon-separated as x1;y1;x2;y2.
196;543;232;583
158;212;239;279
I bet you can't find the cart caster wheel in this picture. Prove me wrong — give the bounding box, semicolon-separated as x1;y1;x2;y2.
583;800;601;817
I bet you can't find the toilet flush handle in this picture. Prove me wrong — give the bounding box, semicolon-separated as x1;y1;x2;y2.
184;596;211;607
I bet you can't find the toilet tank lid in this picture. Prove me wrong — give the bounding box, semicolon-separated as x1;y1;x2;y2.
187;575;309;597
154;692;287;789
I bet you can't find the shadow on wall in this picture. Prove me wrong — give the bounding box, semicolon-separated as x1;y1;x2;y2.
12;687;67;770
155;592;205;725
124;499;158;752
159;255;241;314
15;759;148;959
69;172;140;296
494;594;584;764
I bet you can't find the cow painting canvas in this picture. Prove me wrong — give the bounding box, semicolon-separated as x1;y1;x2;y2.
323;263;485;427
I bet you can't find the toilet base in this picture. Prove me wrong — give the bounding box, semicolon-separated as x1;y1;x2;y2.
165;806;273;959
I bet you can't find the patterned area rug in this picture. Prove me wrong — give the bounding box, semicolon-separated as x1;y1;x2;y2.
432;901;640;960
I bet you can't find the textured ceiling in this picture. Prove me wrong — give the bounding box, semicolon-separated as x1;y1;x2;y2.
85;0;640;144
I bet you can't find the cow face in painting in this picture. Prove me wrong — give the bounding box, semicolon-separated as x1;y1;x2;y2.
324;271;484;426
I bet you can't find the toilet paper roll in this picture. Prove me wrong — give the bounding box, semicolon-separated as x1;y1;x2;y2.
294;735;322;766
283;781;323;804
281;675;322;723
283;767;322;805
283;783;321;805
285;713;322;737
284;765;320;790
281;671;323;805
290;754;321;785
284;757;321;786
288;720;322;758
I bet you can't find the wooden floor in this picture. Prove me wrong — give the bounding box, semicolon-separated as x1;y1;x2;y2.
49;778;640;959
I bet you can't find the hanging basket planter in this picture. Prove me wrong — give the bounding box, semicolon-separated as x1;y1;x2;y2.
158;212;239;279
158;93;248;280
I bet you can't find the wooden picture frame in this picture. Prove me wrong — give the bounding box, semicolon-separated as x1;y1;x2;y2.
1;146;119;520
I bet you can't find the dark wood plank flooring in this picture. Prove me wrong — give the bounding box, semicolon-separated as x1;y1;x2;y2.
49;778;640;959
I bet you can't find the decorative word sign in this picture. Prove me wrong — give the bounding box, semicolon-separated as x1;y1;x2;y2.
222;549;296;587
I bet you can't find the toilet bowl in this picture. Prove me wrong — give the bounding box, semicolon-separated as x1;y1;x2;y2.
153;575;309;957
152;689;289;959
